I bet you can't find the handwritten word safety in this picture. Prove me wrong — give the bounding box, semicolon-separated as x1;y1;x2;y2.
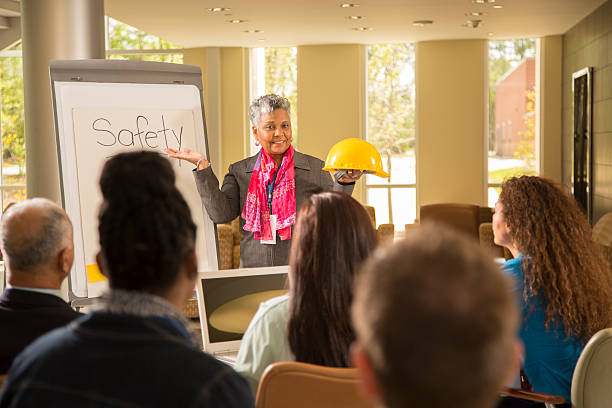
92;114;183;151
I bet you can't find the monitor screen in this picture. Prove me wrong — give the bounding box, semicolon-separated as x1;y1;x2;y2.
198;268;289;348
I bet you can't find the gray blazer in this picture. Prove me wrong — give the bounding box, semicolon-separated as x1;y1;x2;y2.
194;151;354;268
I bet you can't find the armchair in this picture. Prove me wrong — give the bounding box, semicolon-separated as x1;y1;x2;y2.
363;205;395;244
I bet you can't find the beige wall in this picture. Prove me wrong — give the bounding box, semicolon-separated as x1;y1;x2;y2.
537;36;563;183
184;47;224;177
183;48;208;110
297;44;366;201
415;40;487;209
220;47;250;173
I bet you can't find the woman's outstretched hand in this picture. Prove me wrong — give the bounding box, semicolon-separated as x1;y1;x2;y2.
165;148;210;170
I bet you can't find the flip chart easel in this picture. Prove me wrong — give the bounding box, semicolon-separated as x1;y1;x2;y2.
50;59;219;305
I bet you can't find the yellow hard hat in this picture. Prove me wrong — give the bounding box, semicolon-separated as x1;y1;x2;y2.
323;138;390;178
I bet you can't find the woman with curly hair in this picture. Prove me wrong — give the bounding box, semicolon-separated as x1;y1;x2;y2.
493;176;612;407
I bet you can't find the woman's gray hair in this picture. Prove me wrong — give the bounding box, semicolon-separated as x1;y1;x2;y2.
248;94;291;127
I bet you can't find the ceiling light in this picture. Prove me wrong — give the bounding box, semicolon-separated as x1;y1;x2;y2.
227;19;247;23
412;20;434;27
462;19;482;28
465;12;487;17
493;4;504;8
243;29;264;33
346;15;365;20
258;39;266;42
472;0;495;3
487;32;494;36
352;26;372;31
207;7;231;12
340;3;359;8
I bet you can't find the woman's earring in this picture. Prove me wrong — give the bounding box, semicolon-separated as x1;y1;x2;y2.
255;139;260;146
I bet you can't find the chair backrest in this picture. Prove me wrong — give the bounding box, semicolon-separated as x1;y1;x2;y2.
256;362;373;408
363;205;376;227
420;203;480;240
592;213;612;247
478;222;505;258
571;328;612;408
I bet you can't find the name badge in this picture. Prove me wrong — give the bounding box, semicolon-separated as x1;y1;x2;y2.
260;215;277;245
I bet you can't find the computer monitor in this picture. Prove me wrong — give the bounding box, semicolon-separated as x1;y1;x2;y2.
195;266;289;354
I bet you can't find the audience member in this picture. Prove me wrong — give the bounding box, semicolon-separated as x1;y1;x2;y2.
234;190;377;393
0;198;80;374
352;224;520;408
493;176;612;407
0;151;253;407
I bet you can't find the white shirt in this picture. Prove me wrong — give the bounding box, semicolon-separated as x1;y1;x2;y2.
234;294;294;395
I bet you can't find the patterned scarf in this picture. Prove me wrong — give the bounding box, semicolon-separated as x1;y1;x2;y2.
242;146;296;241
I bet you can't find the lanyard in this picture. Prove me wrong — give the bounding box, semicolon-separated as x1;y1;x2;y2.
267;167;279;213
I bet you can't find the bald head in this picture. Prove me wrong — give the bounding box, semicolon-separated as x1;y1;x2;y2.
0;198;73;275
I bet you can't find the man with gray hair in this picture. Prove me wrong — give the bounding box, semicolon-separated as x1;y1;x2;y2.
0;198;81;373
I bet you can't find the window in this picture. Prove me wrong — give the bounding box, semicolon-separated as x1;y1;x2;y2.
488;39;537;206
105;17;183;63
249;47;298;156
366;44;415;231
0;43;26;211
0;19;185;213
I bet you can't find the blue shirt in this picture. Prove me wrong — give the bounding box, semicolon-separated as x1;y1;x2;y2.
501;254;583;401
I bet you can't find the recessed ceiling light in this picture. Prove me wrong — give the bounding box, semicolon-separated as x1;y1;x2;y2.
352;26;372;31
207;7;231;12
487;32;494;36
346;15;365;20
340;3;359;8
472;0;495;3
258;39;266;42
462;19;482;28
227;19;247;23
412;20;434;27
465;12;487;17
244;29;264;33
492;4;503;8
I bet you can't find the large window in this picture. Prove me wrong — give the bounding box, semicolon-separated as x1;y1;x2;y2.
488;39;537;206
0;19;183;212
0;43;26;211
249;47;298;155
366;44;415;231
106;17;183;63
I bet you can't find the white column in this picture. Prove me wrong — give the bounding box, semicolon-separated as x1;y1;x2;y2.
21;0;105;202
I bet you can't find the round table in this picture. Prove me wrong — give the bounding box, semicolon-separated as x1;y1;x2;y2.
209;289;288;334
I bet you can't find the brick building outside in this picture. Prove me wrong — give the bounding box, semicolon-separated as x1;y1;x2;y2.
494;58;535;158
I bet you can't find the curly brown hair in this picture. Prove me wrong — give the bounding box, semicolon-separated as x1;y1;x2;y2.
499;176;612;343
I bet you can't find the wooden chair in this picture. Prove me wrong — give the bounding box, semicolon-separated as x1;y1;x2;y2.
420;203;481;240
255;362;372;408
503;327;612;408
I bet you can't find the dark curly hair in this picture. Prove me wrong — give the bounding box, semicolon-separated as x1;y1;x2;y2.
499;176;612;342
287;191;378;367
98;151;196;293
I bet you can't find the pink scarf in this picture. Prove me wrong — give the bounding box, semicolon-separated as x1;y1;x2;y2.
242;146;296;241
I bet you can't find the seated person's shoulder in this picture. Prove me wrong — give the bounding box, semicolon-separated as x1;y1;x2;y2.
249;294;289;327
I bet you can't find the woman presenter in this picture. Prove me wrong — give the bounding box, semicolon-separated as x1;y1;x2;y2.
166;94;360;267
